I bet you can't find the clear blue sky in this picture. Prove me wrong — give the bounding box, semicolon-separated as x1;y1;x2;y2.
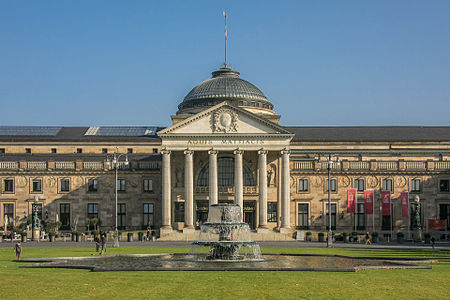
1;1;449;126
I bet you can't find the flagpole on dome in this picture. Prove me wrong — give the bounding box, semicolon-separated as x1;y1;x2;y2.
223;10;228;68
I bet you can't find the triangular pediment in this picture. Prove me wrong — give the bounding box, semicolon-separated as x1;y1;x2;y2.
158;102;292;136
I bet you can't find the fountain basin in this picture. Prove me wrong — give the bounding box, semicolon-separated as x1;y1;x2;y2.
18;253;435;272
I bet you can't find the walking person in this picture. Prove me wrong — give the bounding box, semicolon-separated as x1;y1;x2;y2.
431;236;436;249
100;232;107;255
365;232;372;245
14;242;22;260
94;234;100;252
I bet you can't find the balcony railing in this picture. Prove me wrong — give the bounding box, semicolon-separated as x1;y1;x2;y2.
293;161;314;170
406;161;426;170
435;161;450;170
0;161;18;169
349;161;370;170
27;161;47;169
83;162;103;170
55;161;75;169
378;161;398;170
138;161;160;170
195;186;257;195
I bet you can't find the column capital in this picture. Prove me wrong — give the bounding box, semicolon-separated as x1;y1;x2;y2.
233;149;244;155
281;149;291;155
161;149;171;155
208;149;218;155
258;149;268;155
184;149;194;155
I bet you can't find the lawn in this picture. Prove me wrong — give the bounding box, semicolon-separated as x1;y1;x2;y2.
1;246;449;300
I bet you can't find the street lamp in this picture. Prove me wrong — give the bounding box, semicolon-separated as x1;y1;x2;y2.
318;154;340;247
106;150;129;248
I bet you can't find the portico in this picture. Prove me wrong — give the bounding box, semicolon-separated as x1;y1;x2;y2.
157;102;294;236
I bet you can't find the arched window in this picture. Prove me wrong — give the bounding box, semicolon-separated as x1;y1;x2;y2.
197;157;255;186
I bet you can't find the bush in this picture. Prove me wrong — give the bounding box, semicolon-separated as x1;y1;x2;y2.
49;232;56;237
397;232;404;238
343;232;350;237
424;233;431;238
127;232;133;237
21;231;27;237
318;232;324;237
351;232;358;236
371;232;378;237
306;232;312;236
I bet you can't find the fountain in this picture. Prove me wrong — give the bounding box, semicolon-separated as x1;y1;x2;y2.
191;204;262;261
17;203;436;272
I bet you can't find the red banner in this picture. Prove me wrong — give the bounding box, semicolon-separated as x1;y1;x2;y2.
381;191;391;216
364;190;374;214
401;192;409;217
347;189;356;213
428;219;446;230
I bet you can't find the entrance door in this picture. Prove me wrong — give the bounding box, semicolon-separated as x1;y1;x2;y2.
326;203;337;230
196;201;209;228
243;201;256;229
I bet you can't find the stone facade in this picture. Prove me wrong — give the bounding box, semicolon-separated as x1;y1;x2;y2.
1;68;450;241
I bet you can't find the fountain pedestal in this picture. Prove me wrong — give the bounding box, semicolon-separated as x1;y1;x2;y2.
191;203;262;261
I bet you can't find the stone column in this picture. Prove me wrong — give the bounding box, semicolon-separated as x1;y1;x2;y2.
161;150;172;234
208;150;218;205
183;150;195;233
280;149;291;233
258;150;268;232
234;149;244;220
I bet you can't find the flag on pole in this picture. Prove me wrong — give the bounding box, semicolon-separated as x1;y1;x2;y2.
381;191;391;216
223;11;227;40
364;190;374;214
347;188;356;213
401;192;409;217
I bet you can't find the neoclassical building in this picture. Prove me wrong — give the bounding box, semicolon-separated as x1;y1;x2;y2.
1;66;450;240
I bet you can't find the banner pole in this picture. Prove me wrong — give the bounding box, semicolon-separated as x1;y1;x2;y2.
372;190;375;234
355;191;357;232
391;195;393;242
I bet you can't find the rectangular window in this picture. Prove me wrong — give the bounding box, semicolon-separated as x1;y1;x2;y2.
51;148;57;154
326;203;337;230
143;203;154;228
3;204;14;228
326;179;337;192
0;148;5;154
60;178;70;192
102;148;108;154
439;204;450;230
355;179;365;192
297;203;309;229
298;179;309;192
59;203;70;230
87;203;98;219
3;179;14;193
127;148;133;153
143;179;153;192
439;179;450;192
32;179;42;192
88;179;98;192
77;148;82;153
411;179;421;193
117;179;126;192
267;202;277;222
356;203;365;230
382;179;393;192
25;148;31;154
152;148;158;154
118;203;126;229
175;202;185;222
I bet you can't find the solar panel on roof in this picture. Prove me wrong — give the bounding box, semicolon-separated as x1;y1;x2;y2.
84;126;161;136
0;126;62;136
